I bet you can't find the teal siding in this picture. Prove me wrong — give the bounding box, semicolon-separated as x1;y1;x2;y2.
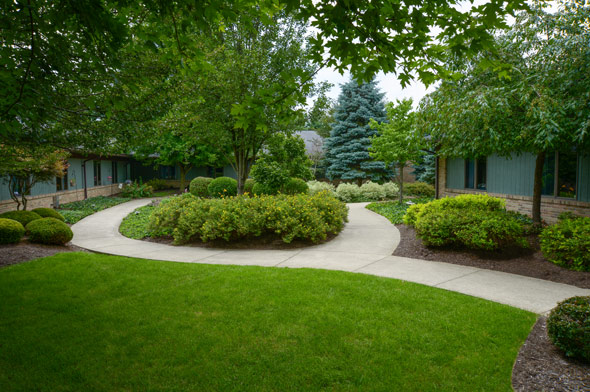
446;158;464;189
578;154;590;202
0;177;12;201
117;162;128;182
67;159;84;190
487;153;536;196
102;160;113;185
224;165;237;179
31;180;56;197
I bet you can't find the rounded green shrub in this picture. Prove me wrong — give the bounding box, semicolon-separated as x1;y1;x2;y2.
244;179;256;195
282;178;309;195
404;182;435;197
307;180;335;196
0;218;25;244
207;177;238;198
190;177;214;197
540;216;590;271
26;217;73;245
252;182;266;196
335;183;361;203
31;207;65;221
0;210;42;227
382;182;399;199
359;181;386;201
547;296;590;362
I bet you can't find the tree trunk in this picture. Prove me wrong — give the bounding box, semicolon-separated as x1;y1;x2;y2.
8;177;21;210
398;164;404;204
532;151;546;225
178;164;192;193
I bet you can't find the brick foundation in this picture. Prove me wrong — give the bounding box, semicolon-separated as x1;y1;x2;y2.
0;184;124;213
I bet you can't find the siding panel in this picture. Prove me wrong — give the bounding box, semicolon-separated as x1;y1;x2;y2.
579;154;590;202
446;158;464;189
487;153;536;196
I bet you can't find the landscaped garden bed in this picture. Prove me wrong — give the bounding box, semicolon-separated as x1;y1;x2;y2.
58;195;132;223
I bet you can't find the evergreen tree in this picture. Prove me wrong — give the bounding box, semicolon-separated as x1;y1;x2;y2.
413;154;436;185
324;79;389;184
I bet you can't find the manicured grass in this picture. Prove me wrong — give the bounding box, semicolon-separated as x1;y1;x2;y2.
58;196;131;223
0;253;536;391
366;197;432;224
119;205;155;239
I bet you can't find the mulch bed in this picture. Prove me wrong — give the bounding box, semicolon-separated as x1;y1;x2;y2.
512;317;590;392
393;224;590;289
0;241;89;268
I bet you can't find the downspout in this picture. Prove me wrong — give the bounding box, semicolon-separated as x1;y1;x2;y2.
82;159;91;200
434;155;439;199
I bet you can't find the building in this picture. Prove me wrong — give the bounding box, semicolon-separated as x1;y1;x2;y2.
437;151;590;222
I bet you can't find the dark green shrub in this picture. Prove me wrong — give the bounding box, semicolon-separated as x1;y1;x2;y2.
0;210;42;227
244;179;256;194
148;193;196;237
26;217;73;245
282;178;309;195
189;177;214;197
547;296;590;362
31;207;65;221
404;182;435;197
208;177;237;198
540;217;590;271
146;178;169;191
252;182;266;196
121;182;153;198
0;218;25;244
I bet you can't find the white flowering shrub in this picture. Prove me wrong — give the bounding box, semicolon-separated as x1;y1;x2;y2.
307;180;336;196
359;181;386;201
335;183;362;202
382;182;399;199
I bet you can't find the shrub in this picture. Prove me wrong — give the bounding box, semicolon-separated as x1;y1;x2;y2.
282;178;309;195
359;181;386;201
146;178;169;191
0;210;42;227
382;182;399;199
148;193;197;237
31;207;65;221
121;182;153;198
244;179;256;194
26;217;73;245
540;216;590;271
189;177;213;197
547;296;590;362
307;180;335;196
403;203;427;226
249;160;289;195
0;218;25;244
150;193;348;244
251;182;266;196
208;177;238;198
335;183;362;203
404;182;435;197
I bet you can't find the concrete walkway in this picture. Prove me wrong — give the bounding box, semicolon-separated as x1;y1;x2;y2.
71;199;590;314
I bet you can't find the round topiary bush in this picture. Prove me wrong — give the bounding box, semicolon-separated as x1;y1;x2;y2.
207;177;238;198
244;179;256;194
0;218;25;244
547;296;590;362
252;182;265;196
190;177;214;198
0;210;42;227
540;216;590;271
282;178;308;195
31;207;65;221
26;217;73;245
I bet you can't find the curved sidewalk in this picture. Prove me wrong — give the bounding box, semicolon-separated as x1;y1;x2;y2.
71;199;589;314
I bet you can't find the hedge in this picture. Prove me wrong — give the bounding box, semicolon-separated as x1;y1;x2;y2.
26;217;73;245
0;218;25;244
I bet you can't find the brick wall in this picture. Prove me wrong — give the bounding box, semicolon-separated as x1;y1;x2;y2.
0;184;123;214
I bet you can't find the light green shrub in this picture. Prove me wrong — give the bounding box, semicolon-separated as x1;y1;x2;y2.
0;218;25;244
307;180;335;196
148;193;197;237
0;210;42;227
540;216;590;271
189;177;213;197
404;182;435;197
208;177;238;198
359;181;386;201
31;208;65;221
382;182;399;199
26;217;73;245
335;183;361;203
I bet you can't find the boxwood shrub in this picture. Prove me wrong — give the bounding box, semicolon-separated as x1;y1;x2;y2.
404;182;435;197
189;177;214;197
282;178;308;195
0;210;42;227
26;217;73;245
208;177;238;198
0;218;25;244
31;207;65;221
547;296;590;362
540;216;590;271
149;192;348;244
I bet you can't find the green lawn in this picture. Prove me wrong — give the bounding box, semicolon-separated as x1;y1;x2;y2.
0;253;536;391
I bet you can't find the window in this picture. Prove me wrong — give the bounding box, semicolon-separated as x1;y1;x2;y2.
207;166;224;178
465;158;487;190
56;171;68;192
94;161;101;186
112;162;118;183
159;166;175;180
542;151;577;198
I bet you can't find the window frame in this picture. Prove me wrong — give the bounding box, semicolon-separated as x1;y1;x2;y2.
93;161;102;186
464;158;487;191
543;151;578;200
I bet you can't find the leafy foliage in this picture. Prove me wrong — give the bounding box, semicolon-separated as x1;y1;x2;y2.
540;216;590;271
359;182;386;201
189;177;214;198
547;296;590;362
306;181;335;196
121;182;154;199
0;218;25;244
404;182;435;197
325;79;389;184
413;154;436;185
366;198;432;225
0;210;42;227
25;217;73;245
31;208;65;221
282;178;309;195
145;179;169;191
58;196;131;224
119;205;156;240
208;177;238;198
148;193;348;244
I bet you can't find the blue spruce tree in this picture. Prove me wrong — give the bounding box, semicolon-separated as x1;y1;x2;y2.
324;79;389;184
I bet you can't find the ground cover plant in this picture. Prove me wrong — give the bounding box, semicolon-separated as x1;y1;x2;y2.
540;215;590;271
0;253;536;391
148;192;348;244
366;198;433;224
119;205;155;239
58;196;131;224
